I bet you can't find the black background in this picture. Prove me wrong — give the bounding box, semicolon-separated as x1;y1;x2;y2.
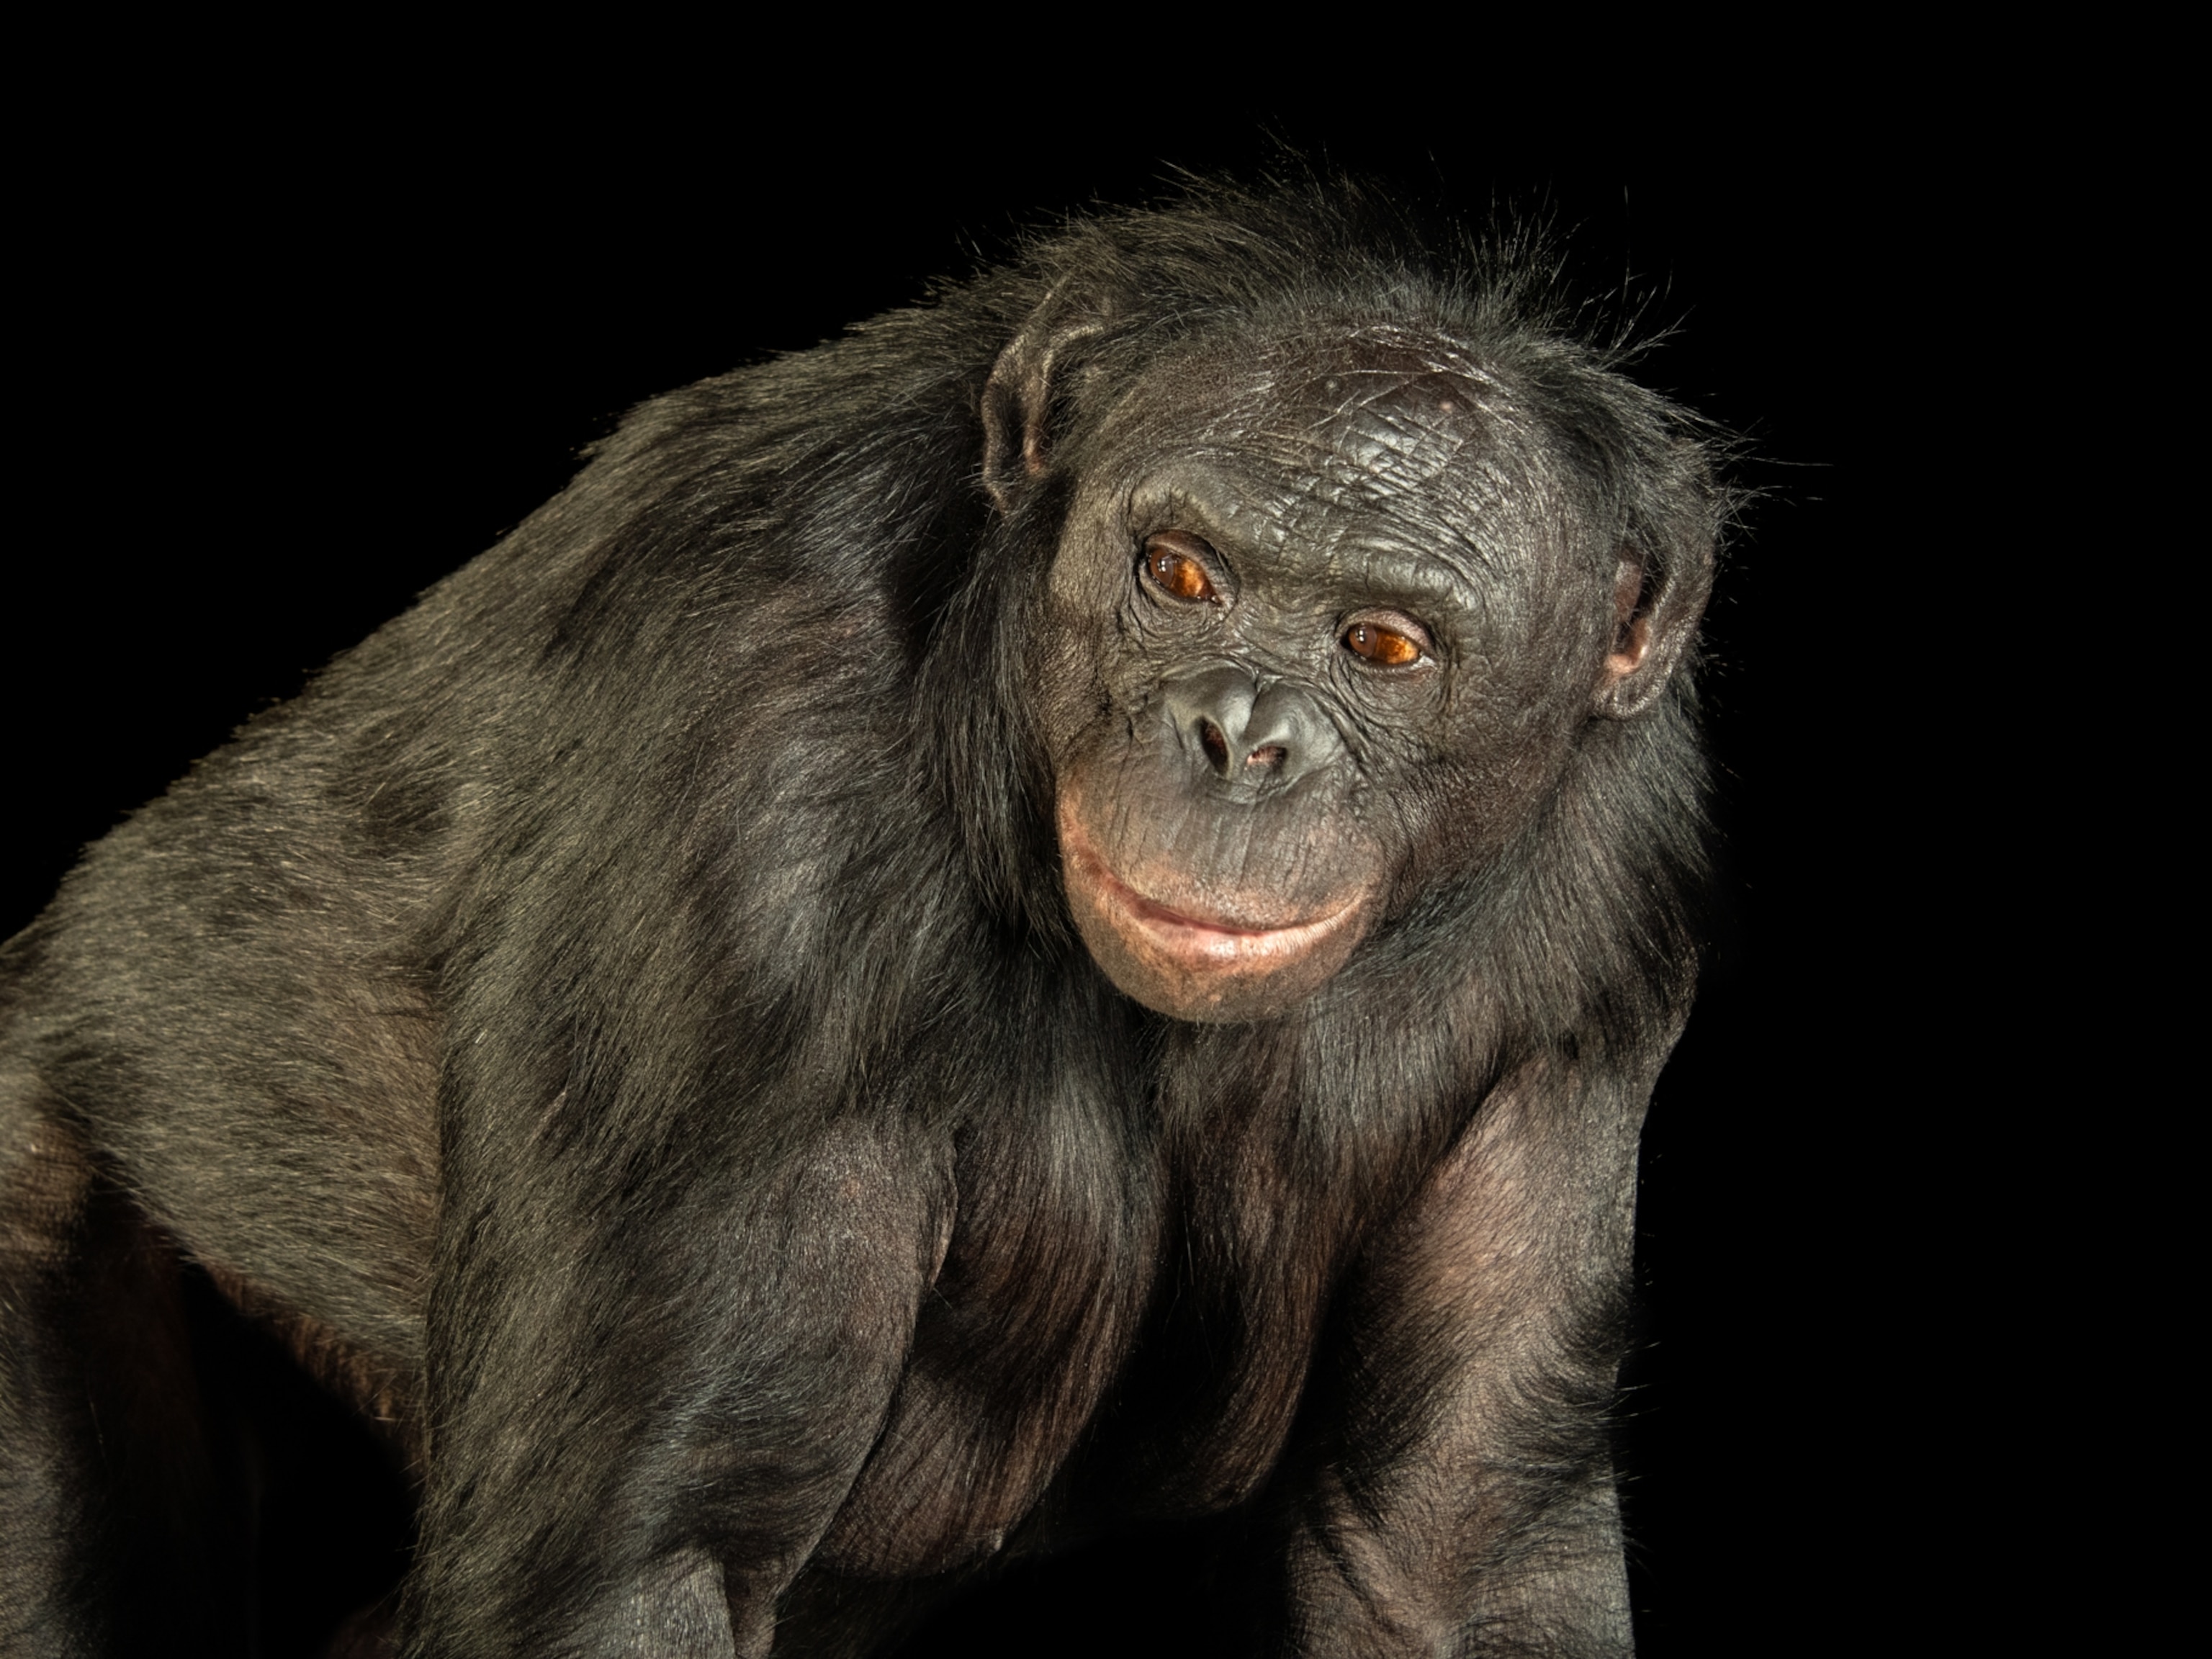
11;92;2013;1655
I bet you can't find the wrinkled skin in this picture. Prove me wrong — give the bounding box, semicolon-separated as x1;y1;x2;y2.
1041;332;1635;1022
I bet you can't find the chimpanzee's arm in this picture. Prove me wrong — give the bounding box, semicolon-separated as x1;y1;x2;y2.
400;1056;951;1659
1283;1043;1666;1658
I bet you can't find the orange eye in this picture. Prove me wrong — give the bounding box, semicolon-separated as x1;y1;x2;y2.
1143;534;1218;603
1344;621;1424;666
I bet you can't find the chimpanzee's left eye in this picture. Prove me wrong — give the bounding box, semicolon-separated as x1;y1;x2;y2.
1343;621;1426;666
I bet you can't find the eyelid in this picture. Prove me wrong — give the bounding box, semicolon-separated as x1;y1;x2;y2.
1144;529;1220;566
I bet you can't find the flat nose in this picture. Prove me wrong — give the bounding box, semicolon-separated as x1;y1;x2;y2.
1161;667;1341;787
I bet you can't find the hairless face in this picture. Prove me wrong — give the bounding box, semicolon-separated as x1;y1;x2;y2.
1040;331;1624;1022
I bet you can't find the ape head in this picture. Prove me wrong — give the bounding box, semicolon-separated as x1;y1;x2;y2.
983;300;1715;1024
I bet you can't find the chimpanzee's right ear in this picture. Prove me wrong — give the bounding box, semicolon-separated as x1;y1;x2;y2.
981;283;1112;511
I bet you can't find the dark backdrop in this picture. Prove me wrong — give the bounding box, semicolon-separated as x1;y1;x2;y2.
12;106;1985;1655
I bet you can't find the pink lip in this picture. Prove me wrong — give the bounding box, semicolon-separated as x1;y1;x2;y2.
1058;806;1359;970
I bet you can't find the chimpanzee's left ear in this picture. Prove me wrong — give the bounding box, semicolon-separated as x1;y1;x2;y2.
1594;444;1722;719
981;282;1112;511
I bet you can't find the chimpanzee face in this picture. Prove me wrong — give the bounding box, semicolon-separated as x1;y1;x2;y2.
1040;330;1621;1022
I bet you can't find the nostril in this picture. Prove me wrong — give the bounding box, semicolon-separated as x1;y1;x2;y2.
1244;745;1287;771
1199;719;1230;772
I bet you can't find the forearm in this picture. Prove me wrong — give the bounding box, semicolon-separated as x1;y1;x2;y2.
1280;1053;1650;1657
1283;1457;1631;1658
402;1118;948;1658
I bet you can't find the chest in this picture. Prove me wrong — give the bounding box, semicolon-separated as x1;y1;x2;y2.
814;1068;1414;1578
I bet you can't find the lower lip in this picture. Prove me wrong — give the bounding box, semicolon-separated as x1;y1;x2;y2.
1060;813;1354;968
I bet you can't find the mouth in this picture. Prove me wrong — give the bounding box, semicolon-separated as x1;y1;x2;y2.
1056;801;1363;976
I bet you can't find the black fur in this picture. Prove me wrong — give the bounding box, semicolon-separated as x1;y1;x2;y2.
1;183;1729;1657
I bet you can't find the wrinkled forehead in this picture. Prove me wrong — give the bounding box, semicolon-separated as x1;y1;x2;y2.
1100;326;1552;572
1206;331;1509;475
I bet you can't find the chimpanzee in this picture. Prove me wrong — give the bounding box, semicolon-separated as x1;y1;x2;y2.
0;183;1729;1657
